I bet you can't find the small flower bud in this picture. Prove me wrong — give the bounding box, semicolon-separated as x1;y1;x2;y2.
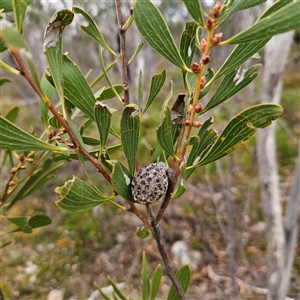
193;121;203;128
202;55;210;65
184;120;191;126
211;33;223;45
200;76;206;89
11;167;17;174
195;103;203;113
8;181;16;186
191;62;201;74
206;18;214;29
27;158;34;163
200;38;207;52
19;154;24;162
130;7;133;15
55;136;61;141
187;104;193;114
48;132;54;139
20;165;27;170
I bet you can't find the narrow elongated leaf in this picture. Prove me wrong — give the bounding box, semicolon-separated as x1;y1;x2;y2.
191;104;283;168
134;0;188;71
8;160;64;209
107;276;127;300
203;64;261;114
0;78;13;86
181;0;205;26
172;179;187;199
167;264;191;300
237;0;267;11
222;2;300;45
180;21;199;89
28;214;52;228
55;176;113;212
157;106;178;160
1;0;32;13
258;0;293;21
12;0;31;34
142;251;150;300
0;116;66;151
128;43;144;65
184;117;218;180
39;74;55;126
73;6;118;57
94;101;115;152
219;0;247;25
99;48;122;103
62;54;97;120
121;104;140;175
111;162;134;202
209;38;268;84
0;60;20;74
151;264;163;300
96;85;123;101
141;70;166;115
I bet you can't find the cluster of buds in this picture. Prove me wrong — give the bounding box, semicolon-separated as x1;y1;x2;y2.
187;104;203;115
207;1;222;28
211;33;223;46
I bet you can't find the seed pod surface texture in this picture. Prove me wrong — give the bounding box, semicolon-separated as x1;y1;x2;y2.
131;162;174;205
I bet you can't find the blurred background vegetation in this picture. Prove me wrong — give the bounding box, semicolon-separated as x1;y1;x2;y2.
1;1;299;299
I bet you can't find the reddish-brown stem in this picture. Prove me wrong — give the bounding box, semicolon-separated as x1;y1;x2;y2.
9;47;112;185
127;202;152;231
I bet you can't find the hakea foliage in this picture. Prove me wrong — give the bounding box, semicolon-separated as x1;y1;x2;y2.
0;0;297;260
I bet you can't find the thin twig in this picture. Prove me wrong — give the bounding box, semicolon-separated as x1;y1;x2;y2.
148;206;186;300
115;0;130;105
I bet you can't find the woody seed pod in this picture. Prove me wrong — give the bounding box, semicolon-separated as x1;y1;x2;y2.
131;162;174;205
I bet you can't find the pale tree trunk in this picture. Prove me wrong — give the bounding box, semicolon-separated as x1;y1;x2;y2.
256;26;295;300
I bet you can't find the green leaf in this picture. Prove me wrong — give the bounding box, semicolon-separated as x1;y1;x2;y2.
62;54;97;120
0;116;67;151
0;60;20;75
12;0;32;34
90;60;117;88
8;160;64;209
95;102;116;152
167;264;191;300
7;217;32;233
55;176;113;212
219;0;248;25
40;75;55;126
72;6;118;57
172;179;187;199
202;64;261;114
134;0;188;71
107;276;127;300
222;2;300;44
28;214;52;228
0;78;13;86
151;264;162;300
191;104;284;167
258;0;293;20
99;48;123;103
209;38;268;83
111;162;134;202
96;85;123;101
142;251;150;300
141;70;166;115
82;136;101;146
237;0;267;11
1;0;32;13
180;21;199;89
128;43;144;65
0;26;27;49
157;106;178;160
181;0;205;26
137;70;143;108
136;226;152;239
5;106;20;123
184;117;218;180
121;104;140;175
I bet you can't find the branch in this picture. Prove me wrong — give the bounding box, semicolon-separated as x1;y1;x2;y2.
115;0;130;105
147;205;186;300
